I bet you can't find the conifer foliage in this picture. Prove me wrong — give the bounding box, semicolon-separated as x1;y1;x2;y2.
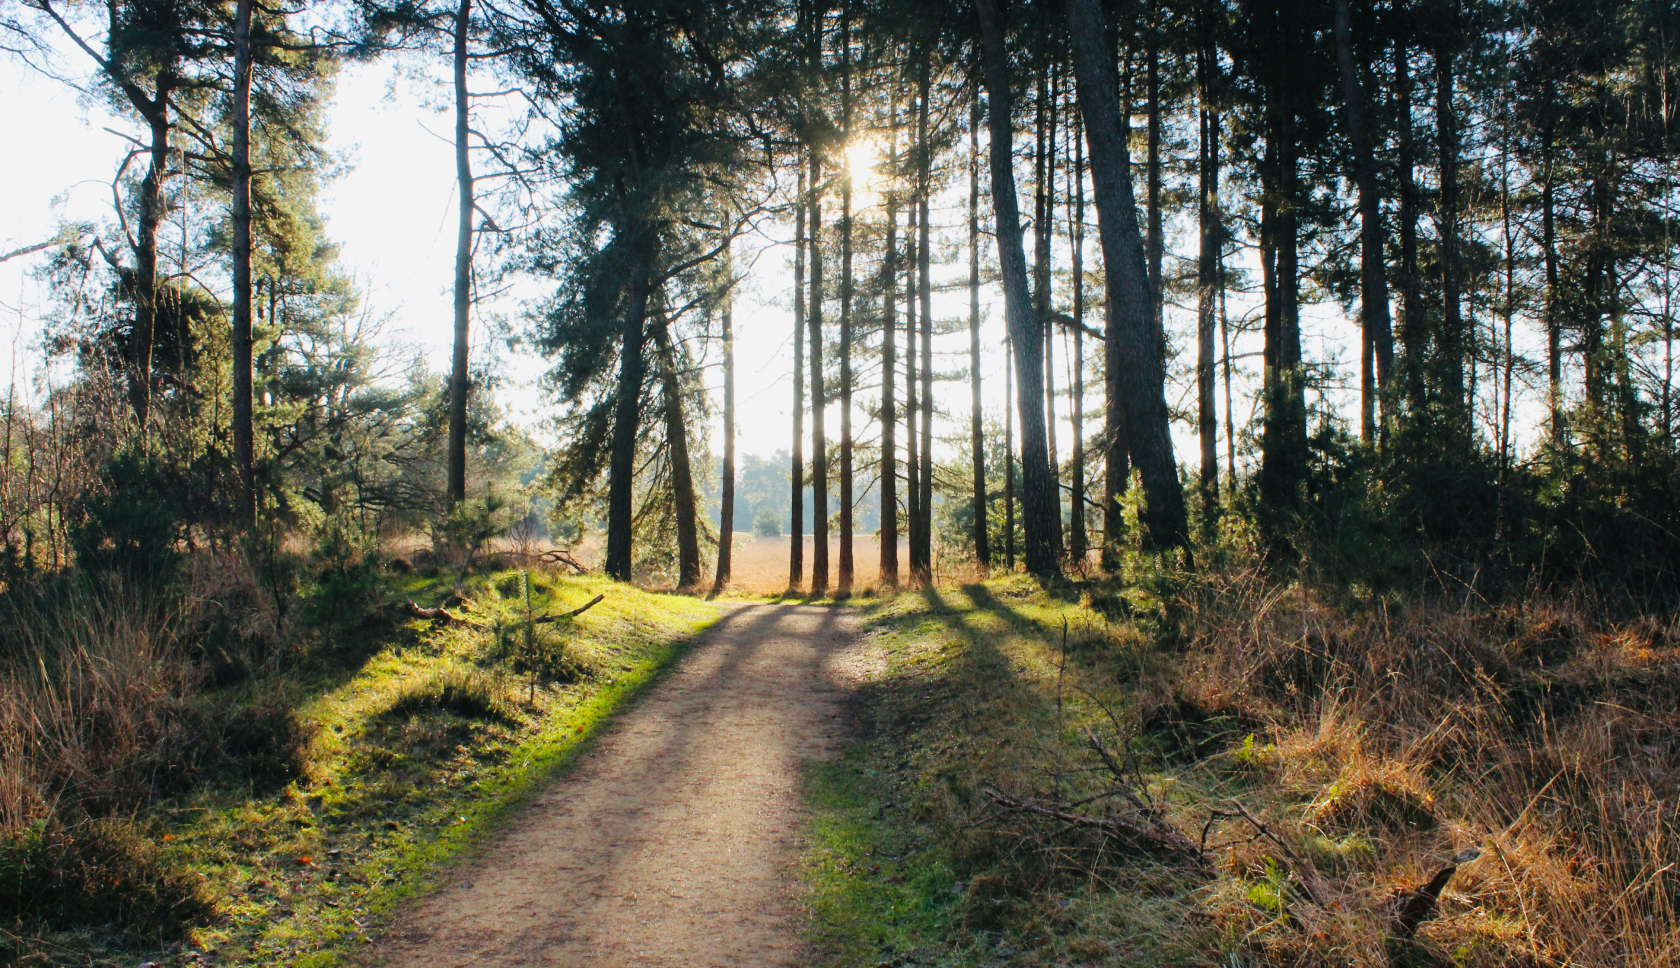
7;0;1680;595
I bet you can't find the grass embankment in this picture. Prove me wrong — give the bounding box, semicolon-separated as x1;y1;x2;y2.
803;573;1680;967
1;563;716;968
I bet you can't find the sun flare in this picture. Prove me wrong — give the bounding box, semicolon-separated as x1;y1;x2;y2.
843;136;883;207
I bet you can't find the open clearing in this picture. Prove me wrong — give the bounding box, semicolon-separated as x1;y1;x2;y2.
363;603;867;968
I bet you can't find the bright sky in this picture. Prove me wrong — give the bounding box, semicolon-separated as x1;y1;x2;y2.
2;39;1553;480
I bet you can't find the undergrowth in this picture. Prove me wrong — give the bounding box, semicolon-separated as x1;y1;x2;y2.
0;553;717;967
804;570;1680;968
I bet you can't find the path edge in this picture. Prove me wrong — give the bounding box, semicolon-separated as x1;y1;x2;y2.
329;599;747;968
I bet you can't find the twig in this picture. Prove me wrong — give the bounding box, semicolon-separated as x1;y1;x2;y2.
1208;802;1328;906
983;784;1202;860
537;548;589;574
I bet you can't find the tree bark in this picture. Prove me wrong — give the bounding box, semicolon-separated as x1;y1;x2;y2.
838;14;854;595
1064;0;1188;554
1396;32;1424;416
1035;73;1064;560
1196;19;1220;528
1334;0;1394;442
1146;9;1163;329
448;0;473;506
1542;139;1562;446
231;0;255;528
916;57;935;584
654;316;700;590
809;151;829;596
1258;3;1303;543
134;103;170;437
604;233;657;582
978;0;1058;577
1436;39;1465;431
791;167;806;590
1005;338;1016;569
1069;108;1087;564
710;240;735;598
880;153;900;587
971;91;990;569
905;193;922;579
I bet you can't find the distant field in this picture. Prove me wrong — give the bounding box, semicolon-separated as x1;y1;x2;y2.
719;535;989;595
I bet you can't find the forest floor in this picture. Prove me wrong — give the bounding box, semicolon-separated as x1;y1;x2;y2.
361;603;873;968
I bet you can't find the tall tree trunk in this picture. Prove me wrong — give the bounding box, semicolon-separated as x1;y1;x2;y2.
1146;9;1163;328
790;169;806;589
978;0;1059;576
231;0;255;528
914;56;934;584
711;240;735;598
1005;338;1016;569
1396;33;1423;416
604;233;657;582
969;89;990;570
45;5;171;437
1258;4;1303;544
838;22;855;595
1334;0;1393;441
904;196;921;580
1037;72;1065;560
1220;258;1236;487
1498;148;1515;534
1436;39;1464;431
809;152;829;596
1542;138;1562;446
1064;0;1189;554
880;155;900;587
448;0;473;506
1583;170;1610;420
1196;15;1220;529
134;101;171;438
1069;111;1087;564
1102;22;1141;571
654;316;700;590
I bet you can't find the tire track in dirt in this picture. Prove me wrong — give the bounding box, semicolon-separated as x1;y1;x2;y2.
364;603;866;968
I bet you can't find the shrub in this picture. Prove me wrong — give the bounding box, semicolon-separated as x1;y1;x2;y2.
0;818;214;940
69;453;193;577
385;671;516;723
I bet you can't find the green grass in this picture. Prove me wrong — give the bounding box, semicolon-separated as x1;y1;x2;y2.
802;749;960;966
798;579;1213;968
18;570;718;968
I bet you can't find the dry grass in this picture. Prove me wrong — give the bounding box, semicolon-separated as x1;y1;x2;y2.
1172;572;1680;967
0;558;309;946
808;570;1680;968
719;534;992;595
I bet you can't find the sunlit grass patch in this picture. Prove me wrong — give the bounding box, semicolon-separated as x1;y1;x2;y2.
804;572;1680;967
2;567;717;968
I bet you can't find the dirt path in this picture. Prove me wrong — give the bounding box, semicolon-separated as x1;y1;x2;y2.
365;603;866;968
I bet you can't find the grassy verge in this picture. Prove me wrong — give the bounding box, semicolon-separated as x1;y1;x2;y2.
802;573;1680;968
3;567;717;968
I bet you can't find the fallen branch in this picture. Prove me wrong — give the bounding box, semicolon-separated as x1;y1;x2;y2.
529;593;605;624
538;548;589;574
982;784;1203;860
402;601;486;629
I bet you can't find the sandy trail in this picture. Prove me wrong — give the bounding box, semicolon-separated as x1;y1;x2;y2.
365;603;864;968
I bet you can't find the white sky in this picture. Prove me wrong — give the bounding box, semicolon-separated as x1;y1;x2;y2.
3;41;1556;481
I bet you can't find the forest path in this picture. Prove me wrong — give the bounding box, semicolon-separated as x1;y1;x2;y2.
364;602;867;968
